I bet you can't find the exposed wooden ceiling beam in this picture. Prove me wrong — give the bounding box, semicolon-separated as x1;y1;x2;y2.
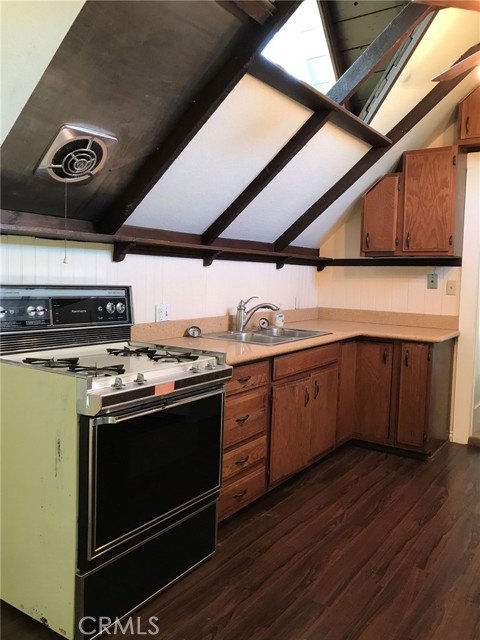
412;0;480;11
248;57;391;147
232;0;275;24
96;0;301;236
201;110;331;245
273;45;477;252
326;2;435;105
432;44;480;81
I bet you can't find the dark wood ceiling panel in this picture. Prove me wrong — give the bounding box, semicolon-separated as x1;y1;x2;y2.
0;0;248;222
332;0;404;22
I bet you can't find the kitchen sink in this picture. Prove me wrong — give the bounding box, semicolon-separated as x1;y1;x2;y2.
203;327;332;345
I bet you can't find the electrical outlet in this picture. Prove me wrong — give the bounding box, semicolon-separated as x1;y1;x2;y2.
446;280;457;296
155;303;170;322
427;273;438;289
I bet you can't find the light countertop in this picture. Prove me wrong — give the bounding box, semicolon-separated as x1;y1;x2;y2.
138;318;459;365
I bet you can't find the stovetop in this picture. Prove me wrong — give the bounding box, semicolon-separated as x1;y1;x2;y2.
2;341;232;415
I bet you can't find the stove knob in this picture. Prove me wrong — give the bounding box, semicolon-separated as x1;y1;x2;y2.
112;377;125;389
190;365;201;373
116;302;126;314
106;302;115;314
36;306;46;316
0;306;5;319
205;362;217;369
135;373;146;385
27;305;36;317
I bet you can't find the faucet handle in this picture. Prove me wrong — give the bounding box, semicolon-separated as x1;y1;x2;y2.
239;296;258;309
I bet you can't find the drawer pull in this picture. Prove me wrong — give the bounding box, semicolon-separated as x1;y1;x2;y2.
314;380;319;399
237;375;251;384
365;232;370;249
235;455;250;466
233;489;247;500
304;388;310;407
466;116;470;135
235;414;250;426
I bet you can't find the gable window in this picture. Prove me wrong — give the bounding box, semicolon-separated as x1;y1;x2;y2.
262;0;337;94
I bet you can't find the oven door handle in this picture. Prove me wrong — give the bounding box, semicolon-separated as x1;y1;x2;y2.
93;404;167;425
92;387;224;426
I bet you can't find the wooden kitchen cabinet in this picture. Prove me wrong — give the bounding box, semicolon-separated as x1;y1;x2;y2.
270;344;339;484
336;341;357;444
353;341;394;445
219;360;269;520
360;146;466;257
353;339;454;455
361;173;402;255
402;146;464;255
458;85;480;149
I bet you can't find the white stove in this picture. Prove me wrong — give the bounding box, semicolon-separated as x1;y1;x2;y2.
0;285;232;415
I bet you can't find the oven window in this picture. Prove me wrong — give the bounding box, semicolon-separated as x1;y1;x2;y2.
92;391;223;554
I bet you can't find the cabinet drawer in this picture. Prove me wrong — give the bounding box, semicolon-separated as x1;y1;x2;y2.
224;389;268;448
219;466;266;520
223;435;267;481
226;360;269;395
273;343;339;380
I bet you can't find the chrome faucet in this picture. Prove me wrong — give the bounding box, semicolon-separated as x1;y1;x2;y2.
235;297;280;332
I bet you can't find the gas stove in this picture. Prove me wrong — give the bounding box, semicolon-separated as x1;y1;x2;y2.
0;285;232;415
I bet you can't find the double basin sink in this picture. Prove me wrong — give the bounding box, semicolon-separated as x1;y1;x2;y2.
204;327;332;346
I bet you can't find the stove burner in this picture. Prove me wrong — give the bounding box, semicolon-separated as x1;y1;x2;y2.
147;351;199;363
23;357;80;368
68;364;126;377
106;346;157;357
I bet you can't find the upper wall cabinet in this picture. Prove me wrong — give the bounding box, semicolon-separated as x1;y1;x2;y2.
361;145;467;257
458;85;480;149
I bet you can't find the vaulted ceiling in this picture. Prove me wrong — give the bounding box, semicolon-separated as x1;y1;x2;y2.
1;0;479;269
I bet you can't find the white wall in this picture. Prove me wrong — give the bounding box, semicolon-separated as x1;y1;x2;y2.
0;236;318;323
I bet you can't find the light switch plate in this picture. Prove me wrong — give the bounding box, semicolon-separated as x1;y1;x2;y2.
446;280;457;296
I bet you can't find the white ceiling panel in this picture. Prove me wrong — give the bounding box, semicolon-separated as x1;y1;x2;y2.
297;73;480;249
127;74;312;232
222;121;370;242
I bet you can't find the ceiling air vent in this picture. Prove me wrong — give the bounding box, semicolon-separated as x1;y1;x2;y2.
34;125;117;183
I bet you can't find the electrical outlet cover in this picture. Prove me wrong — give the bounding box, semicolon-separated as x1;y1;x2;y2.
427;273;438;289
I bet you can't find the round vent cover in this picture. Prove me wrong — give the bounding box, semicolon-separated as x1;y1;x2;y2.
34;125;117;183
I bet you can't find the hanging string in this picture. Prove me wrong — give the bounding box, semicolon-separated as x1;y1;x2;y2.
63;180;68;264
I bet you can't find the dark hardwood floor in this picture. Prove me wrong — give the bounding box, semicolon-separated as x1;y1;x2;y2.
2;443;479;640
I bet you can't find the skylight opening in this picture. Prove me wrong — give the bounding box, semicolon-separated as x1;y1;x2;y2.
262;0;337;95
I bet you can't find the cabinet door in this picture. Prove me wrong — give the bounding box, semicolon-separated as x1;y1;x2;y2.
270;378;310;484
458;85;480;142
402;147;456;254
309;364;338;460
354;342;393;444
361;174;401;254
337;341;357;443
396;342;430;449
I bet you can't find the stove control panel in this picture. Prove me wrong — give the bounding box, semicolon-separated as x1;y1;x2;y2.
0;285;132;332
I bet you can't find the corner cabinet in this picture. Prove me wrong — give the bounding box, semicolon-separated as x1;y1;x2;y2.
361;146;466;257
269;344;339;484
353;339;454;455
458;85;480;149
218;360;269;520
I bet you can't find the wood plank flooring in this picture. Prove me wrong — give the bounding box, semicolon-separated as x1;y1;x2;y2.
2;443;479;640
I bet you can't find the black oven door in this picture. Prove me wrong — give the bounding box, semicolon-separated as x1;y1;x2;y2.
80;386;224;562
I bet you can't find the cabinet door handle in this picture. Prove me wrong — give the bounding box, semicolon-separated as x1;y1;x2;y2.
449;235;453;246
235;455;250;466
304;388;310;407
383;348;388;365
233;489;247;500
406;232;411;249
466;116;470;135
405;350;409;367
237;375;251;384
395;236;399;247
314;380;319;399
365;233;370;249
235;414;250;425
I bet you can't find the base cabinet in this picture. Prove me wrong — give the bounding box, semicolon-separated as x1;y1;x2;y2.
270;344;339;485
354;339;453;455
219;360;269;520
